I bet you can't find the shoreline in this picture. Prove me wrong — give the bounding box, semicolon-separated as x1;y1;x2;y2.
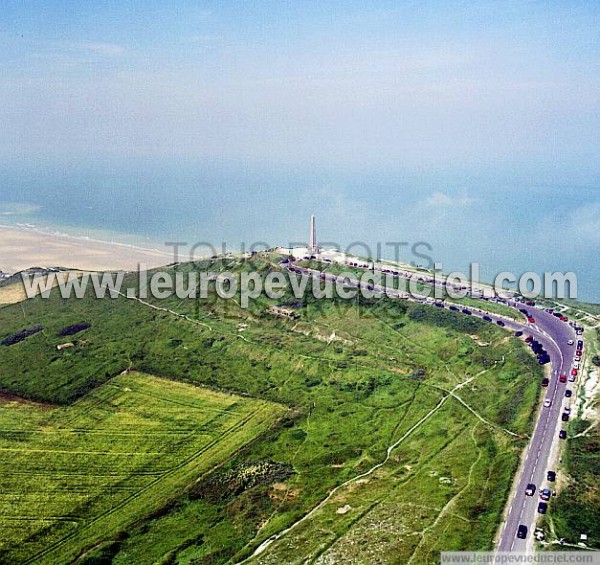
0;224;174;273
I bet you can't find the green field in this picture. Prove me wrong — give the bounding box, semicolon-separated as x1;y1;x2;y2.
0;372;282;564
0;254;544;564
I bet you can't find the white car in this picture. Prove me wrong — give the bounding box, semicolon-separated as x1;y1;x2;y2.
563;406;571;414
567;339;574;346
544;398;552;408
572;362;580;370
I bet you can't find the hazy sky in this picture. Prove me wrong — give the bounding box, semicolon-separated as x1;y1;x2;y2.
1;1;599;170
1;2;599;299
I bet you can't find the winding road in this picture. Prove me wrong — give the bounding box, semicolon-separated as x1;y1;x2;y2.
282;255;580;555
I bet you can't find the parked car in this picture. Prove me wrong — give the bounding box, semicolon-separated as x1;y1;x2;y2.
562;412;570;422
540;488;552;501
559;430;567;439
514;330;523;337
541;378;550;387
496;320;506;327
547;470;556;482
537;502;548;514
565;389;572;397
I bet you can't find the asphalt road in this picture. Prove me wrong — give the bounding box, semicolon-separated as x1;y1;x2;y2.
285;258;580;552
496;307;577;552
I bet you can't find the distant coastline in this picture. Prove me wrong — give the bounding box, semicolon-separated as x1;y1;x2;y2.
0;224;173;274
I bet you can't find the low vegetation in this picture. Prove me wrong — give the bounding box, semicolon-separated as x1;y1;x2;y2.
0;253;544;564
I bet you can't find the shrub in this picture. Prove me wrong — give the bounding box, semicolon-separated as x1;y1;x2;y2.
1;325;43;346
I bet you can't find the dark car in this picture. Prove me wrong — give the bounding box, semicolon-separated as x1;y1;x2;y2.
540;488;552;501
517;525;528;539
525;483;536;496
541;378;550;387
562;412;569;422
496;320;506;327
525;335;534;343
559;430;567;439
528;316;536;323
462;309;472;315
449;305;459;311
547;470;556;482
577;340;584;349
565;389;572;398
514;330;523;337
483;315;492;322
538;502;548;514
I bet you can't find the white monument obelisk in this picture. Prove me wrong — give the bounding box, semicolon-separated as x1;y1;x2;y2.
309;214;317;253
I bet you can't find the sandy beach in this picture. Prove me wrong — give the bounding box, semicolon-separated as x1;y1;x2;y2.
0;226;173;273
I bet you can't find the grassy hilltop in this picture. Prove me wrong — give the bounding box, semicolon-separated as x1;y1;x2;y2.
0;253;543;564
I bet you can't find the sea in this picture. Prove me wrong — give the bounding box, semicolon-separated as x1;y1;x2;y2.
1;158;598;303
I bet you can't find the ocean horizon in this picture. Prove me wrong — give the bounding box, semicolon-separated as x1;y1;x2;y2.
1;158;598;303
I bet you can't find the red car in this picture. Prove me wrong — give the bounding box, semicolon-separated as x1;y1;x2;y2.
541;378;550;387
571;368;578;376
525;335;534;343
560;315;568;322
528;317;535;324
559;374;567;383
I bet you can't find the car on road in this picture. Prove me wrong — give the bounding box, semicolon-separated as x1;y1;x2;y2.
462;309;472;315
567;339;574;346
496;320;505;327
561;315;568;322
565;389;572;397
528;316;535;323
449;305;459;311
517;525;528;539
540;488;552;501
483;315;492;322
525;335;533;343
541;378;550;387
547;470;556;482
514;330;523;337
559;373;567;383
525;483;536;496
538;502;548;514
559;430;567;439
544;398;552;408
